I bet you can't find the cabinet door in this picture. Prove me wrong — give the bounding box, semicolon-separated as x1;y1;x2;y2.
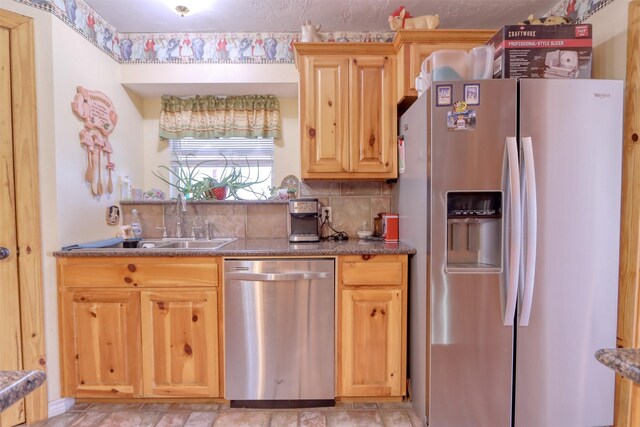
141;290;219;397
349;55;396;177
60;290;141;398
341;288;402;396
300;55;350;176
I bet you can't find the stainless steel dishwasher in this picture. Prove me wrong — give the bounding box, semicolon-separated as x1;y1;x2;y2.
224;258;335;408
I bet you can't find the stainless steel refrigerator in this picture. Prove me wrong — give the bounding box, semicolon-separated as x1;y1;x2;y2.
393;78;623;426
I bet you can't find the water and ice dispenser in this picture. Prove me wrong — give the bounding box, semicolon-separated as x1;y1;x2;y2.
446;191;502;271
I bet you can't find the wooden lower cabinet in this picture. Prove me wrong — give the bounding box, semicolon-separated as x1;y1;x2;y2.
341;288;403;397
58;257;221;399
141;290;219;397
60;289;142;398
338;255;408;398
59;255;409;400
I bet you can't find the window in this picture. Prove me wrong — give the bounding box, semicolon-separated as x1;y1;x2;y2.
169;138;274;200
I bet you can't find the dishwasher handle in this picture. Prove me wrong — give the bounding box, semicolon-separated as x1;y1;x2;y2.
225;271;332;282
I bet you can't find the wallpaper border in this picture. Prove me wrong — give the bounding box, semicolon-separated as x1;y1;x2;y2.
13;0;615;65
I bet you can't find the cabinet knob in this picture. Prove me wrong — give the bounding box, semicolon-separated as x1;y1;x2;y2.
309;128;316;138
0;247;9;260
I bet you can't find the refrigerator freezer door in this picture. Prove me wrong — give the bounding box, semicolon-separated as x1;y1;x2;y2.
429;79;516;426
515;79;623;427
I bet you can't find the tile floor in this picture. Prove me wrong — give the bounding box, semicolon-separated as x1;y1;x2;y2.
32;401;425;427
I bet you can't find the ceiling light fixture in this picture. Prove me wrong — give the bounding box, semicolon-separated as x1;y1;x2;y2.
175;5;190;17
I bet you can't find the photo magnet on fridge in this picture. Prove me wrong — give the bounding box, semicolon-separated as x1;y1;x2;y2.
464;84;480;106
447;101;476;131
436;84;453;106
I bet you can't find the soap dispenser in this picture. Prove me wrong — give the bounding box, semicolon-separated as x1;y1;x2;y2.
130;208;142;238
120;175;131;200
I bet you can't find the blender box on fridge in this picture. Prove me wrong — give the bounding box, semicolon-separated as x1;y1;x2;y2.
488;24;592;79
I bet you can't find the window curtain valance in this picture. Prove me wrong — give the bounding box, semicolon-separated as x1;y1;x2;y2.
159;95;281;140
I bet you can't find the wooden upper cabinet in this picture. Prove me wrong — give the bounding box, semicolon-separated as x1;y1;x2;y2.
393;29;497;111
141;290;220;397
60;289;142;398
350;56;395;175
301;55;350;174
295;43;397;180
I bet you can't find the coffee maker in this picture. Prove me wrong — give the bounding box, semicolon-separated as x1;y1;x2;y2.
288;198;320;242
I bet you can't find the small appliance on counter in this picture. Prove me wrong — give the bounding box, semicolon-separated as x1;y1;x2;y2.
288;198;320;242
381;213;399;242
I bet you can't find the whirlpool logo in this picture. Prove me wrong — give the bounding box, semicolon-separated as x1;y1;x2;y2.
594;93;611;99
273;378;286;385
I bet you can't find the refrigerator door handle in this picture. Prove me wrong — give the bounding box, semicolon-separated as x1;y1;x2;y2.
504;136;521;326
519;136;538;326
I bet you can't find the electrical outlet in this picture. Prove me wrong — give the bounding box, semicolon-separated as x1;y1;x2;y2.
322;207;332;223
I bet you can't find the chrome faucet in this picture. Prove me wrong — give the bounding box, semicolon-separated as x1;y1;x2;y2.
205;220;212;240
174;192;187;238
176;192;187;213
191;223;202;240
175;218;183;238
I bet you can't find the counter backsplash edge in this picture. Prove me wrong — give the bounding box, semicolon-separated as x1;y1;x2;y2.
119;181;394;240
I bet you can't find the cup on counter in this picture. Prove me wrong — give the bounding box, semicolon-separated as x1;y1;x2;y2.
373;214;384;237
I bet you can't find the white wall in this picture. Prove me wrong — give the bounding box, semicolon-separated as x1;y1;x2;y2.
275;97;301;184
51;19;145;245
588;0;631;80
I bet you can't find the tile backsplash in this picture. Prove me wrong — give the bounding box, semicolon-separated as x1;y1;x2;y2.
121;181;393;239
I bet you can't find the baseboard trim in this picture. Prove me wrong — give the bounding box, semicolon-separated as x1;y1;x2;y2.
48;397;75;417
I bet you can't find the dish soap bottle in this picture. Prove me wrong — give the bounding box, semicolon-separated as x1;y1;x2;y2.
130;208;142;238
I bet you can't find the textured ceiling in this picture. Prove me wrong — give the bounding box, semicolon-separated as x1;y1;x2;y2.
84;0;560;33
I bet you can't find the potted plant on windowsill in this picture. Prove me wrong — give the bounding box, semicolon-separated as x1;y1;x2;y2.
197;176;228;200
152;156;209;200
198;159;270;200
153;155;270;201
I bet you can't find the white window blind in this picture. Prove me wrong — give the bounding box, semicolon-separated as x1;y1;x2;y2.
169;138;274;167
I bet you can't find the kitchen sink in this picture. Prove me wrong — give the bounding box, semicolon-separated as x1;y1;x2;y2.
139;238;237;250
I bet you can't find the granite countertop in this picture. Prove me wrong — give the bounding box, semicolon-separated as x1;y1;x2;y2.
595;349;640;384
53;238;416;257
0;370;46;413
